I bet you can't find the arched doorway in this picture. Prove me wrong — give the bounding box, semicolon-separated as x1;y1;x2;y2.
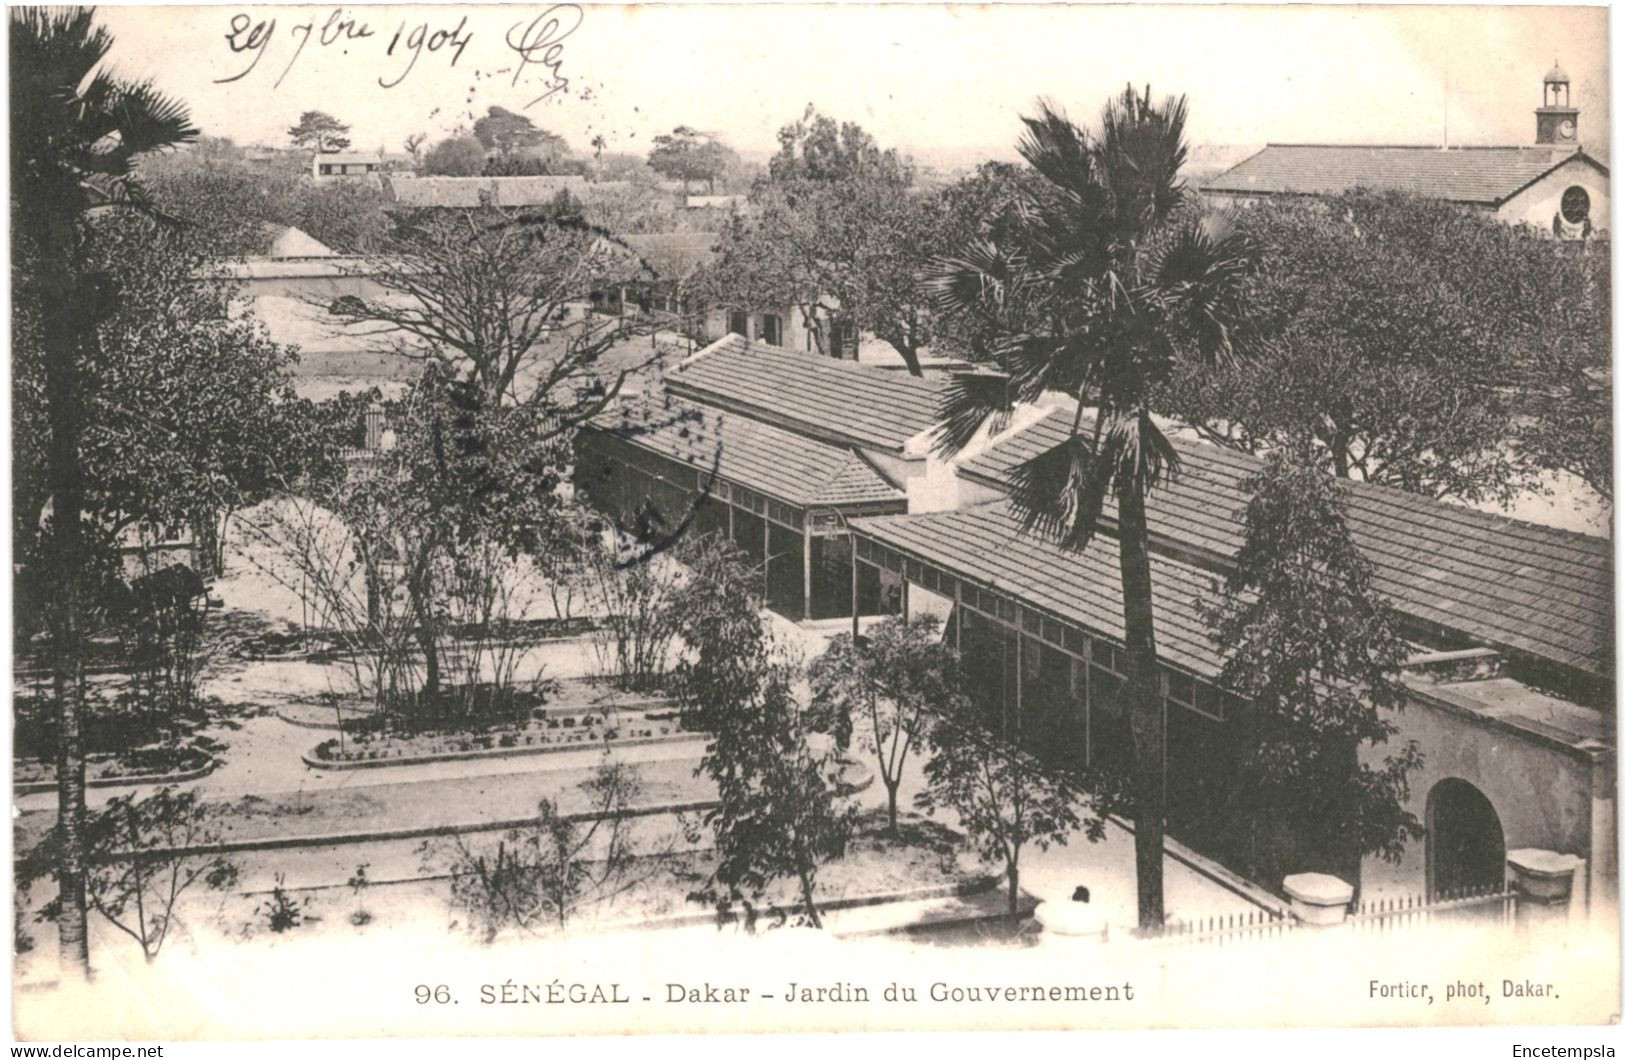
1426;778;1506;898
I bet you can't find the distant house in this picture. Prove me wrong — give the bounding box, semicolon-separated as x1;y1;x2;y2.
312;151;383;181
1203;64;1609;237
685;194;746;210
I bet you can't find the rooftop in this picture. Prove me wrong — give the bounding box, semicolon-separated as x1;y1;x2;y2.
386;175;631;209
588;393;906;510
1202;144;1606;205
960;409;1613;681
666;334;949;454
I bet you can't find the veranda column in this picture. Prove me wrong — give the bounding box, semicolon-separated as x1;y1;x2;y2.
802;523;812;622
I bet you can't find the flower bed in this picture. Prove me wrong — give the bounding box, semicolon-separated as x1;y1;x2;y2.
14;742;217;793
310;712;693;765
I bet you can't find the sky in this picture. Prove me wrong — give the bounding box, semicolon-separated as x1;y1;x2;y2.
94;4;1610;165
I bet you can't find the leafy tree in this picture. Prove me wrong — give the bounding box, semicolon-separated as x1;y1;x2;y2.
808;615;958;833
710;111;937;372
1165;190;1566;505
666;537;766;730
21;788;239;963
669;542;854;928
647;126;734;194
421;135;487;177
926;89;1259;929
917;692;1108;919
288;109;351;153
10;5;199;977
473;106;566;163
14;212;305;599
1201;450;1424;893
140;148;390;255
768;104;911;184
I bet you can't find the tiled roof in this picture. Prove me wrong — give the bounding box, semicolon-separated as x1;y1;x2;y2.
959;410;1613;679
387;175;609;208
856;503;1228;678
666;334;949;453
588;394;905;510
620;232;718;280
1202;145;1606;205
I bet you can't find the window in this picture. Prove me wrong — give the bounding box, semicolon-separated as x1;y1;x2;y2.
319;164;334;175
760;313;783;346
1561;186;1591;225
727;310;749;337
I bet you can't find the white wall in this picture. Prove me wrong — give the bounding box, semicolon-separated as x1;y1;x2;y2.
1496;159;1609;234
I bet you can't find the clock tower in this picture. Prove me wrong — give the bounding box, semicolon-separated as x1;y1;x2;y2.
1536;61;1580;145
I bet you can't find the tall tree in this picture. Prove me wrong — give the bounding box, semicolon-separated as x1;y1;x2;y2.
288;110;351;153
10;4;199;977
668;541;854;927
768;105;911;185
710;111;936;371
646;126;734;194
473;106;566;164
1202;451;1424;893
926;89;1259;929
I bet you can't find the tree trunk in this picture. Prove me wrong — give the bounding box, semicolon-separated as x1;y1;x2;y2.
1117;478;1166;930
885;779;899;835
798;869;822;929
409;549;441;707
1006;857;1020;919
34;211;93;979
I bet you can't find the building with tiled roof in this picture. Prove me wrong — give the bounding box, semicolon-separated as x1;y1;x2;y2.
574;336;924;620
571;329;1614;906
1204;65;1609;237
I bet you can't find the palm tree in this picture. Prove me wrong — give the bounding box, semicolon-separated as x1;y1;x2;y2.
591;133;607;182
926;86;1257;929
11;5;197;977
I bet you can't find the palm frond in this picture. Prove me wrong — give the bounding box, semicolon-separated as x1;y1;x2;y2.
930;370;1014;458
1006;430;1117;551
1016;99;1096;202
1142;210;1259;366
1097;84;1190;233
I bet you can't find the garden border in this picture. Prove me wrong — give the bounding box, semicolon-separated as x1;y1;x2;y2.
14;755;220;797
300;731;708;770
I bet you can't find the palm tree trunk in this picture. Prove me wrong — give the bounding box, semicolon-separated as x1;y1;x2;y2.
1117;477;1166;930
36;215;93;978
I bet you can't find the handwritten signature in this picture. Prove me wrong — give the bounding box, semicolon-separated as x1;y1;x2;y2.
505;5;582;107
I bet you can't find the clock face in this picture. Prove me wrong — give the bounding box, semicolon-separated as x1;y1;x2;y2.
1559;119;1577;140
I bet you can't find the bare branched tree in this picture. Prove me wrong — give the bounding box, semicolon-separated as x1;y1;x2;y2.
330;208;681;422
